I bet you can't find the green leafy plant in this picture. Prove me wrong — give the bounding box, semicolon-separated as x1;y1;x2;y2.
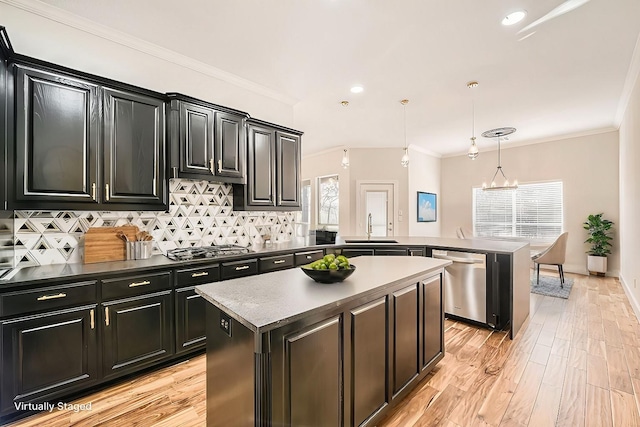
583;213;614;256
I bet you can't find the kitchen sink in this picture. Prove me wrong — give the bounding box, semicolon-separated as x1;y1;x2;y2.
344;239;399;244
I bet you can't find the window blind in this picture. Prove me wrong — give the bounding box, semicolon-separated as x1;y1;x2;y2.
473;181;563;239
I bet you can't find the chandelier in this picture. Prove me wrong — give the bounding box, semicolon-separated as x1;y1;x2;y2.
481;127;518;190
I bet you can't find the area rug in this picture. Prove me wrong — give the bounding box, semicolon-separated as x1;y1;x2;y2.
530;275;574;299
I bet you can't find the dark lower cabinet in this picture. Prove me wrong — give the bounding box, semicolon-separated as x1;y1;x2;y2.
351;297;388;426
101;291;173;380
175;287;206;355
422;274;443;367
0;305;98;414
286;316;342;426
392;284;419;395
375;248;408;256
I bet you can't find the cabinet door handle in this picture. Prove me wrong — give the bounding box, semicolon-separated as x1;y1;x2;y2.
191;272;209;278
91;183;97;201
105;184;110;201
273;260;286;264
90;309;95;330
235;265;250;271
129;280;151;287
105;307;110;326
209;158;215;174
37;293;67;301
218;159;222;173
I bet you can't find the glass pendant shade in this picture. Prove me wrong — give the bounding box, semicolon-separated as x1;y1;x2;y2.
468;137;479;159
401;147;409;167
341;149;349;169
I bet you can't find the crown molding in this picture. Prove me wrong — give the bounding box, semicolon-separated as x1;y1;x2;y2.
0;0;298;105
615;31;640;126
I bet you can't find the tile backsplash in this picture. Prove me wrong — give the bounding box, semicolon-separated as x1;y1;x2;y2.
12;179;296;268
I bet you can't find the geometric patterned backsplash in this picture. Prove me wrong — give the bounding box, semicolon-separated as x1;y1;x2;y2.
13;179;296;267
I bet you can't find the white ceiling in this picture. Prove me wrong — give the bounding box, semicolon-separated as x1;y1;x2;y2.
35;0;640;156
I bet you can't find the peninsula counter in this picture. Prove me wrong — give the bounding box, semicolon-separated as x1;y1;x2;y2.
196;256;451;426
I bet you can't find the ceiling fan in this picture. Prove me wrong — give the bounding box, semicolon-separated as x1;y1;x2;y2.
518;0;591;35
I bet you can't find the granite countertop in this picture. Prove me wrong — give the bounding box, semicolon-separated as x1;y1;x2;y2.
0;237;325;288
336;236;529;254
195;256;451;334
0;235;527;288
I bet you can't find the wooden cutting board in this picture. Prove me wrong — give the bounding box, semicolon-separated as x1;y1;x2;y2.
83;226;139;264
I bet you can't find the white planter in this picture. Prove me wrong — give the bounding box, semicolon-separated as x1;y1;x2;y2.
587;255;607;275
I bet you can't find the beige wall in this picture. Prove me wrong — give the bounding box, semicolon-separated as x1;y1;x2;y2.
302;148;416;236
441;132;620;276
408;148;441;236
619;68;640;317
0;4;294;126
300;149;351;234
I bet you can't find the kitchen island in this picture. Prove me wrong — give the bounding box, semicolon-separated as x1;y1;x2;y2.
196;256;450;427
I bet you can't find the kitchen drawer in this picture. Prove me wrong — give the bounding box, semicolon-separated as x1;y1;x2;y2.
221;258;259;280
375;248;408;256
260;254;294;273
176;264;220;286
0;281;97;318
341;249;374;258
102;271;172;301
295;250;324;266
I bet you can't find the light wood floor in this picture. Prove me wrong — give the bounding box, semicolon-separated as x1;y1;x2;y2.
6;272;640;427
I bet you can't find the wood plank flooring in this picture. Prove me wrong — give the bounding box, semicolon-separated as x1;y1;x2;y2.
6;272;640;427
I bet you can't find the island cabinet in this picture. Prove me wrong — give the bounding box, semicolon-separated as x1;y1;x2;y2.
167;94;248;184
0;280;98;416
197;256;449;426
8;59;168;211
233;119;302;211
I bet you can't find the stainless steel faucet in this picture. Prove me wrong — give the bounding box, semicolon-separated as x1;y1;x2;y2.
367;213;372;239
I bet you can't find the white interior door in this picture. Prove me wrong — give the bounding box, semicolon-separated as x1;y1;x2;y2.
358;184;395;237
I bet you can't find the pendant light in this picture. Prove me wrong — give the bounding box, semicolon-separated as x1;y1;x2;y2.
467;81;479;159
481;127;518;190
400;99;409;167
340;101;350;169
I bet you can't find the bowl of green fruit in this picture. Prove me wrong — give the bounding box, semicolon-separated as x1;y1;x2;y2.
300;254;356;283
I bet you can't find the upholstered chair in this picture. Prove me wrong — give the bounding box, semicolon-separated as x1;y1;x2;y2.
531;232;569;287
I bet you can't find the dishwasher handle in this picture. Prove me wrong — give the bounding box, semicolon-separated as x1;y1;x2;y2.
432;253;484;264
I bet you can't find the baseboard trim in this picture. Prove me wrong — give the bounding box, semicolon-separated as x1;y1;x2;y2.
619;274;640;322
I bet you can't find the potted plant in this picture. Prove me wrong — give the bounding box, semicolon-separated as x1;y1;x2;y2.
583;213;614;275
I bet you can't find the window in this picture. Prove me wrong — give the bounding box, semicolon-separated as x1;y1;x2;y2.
318;175;339;226
473;181;563;239
296;180;311;224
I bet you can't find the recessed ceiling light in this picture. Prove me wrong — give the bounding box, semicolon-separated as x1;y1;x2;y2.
502;10;526;26
350;85;364;94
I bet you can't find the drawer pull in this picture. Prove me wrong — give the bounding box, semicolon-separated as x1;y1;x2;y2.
191;272;209;278
90;309;95;330
129;280;151;288
273;260;286;264
37;293;67;301
235;265;250;271
306;255;312;259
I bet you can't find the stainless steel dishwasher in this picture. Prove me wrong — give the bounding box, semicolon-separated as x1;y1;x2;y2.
432;250;487;324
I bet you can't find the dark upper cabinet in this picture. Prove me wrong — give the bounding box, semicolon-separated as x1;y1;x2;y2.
13;65;99;207
103;87;166;207
276;131;301;208
233;119;302;211
168;94;247;184
7;57;168;211
0;27;11;209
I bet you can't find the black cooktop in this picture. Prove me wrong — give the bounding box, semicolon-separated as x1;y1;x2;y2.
166;245;251;261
